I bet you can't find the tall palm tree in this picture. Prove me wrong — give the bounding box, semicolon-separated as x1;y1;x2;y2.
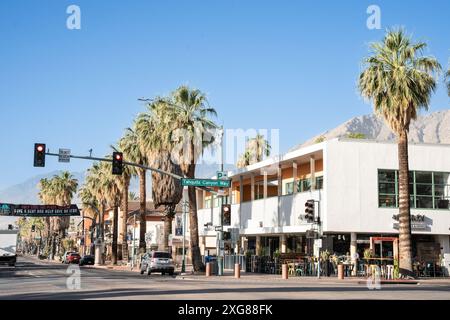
114;139;136;262
358;29;441;277
85;163;107;253
51;171;78;257
135;101;183;252
165;86;218;272
119;127;148;253
98;161;122;265
78;186;99;254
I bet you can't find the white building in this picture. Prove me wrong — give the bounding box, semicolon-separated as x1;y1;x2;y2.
196;138;450;275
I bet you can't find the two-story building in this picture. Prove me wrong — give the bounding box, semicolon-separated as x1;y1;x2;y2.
196;138;450;274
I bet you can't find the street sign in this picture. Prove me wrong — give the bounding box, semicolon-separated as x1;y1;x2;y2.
181;178;231;188
58;148;71;163
0;203;81;217
217;171;228;180
314;239;322;248
306;229;318;239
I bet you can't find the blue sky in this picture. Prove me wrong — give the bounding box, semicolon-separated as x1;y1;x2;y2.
0;0;449;190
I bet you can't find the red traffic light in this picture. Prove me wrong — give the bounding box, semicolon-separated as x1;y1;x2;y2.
37;145;44;152
115;153;122;160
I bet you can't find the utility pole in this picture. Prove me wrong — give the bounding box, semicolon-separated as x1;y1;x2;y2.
217;126;225;276
181;188;187;274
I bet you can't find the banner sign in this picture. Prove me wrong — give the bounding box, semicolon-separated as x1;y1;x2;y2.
0;203;80;217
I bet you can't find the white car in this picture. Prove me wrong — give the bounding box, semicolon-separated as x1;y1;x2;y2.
140;251;175;276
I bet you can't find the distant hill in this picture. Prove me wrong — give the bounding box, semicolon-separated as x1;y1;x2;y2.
290;109;450;150
0;163;235;205
0;171;85;205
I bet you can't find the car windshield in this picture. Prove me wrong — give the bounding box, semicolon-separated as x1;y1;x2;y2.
153;252;171;259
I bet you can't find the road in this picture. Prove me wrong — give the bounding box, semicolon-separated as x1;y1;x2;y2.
0;255;449;300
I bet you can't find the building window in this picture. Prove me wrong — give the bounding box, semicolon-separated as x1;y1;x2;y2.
285;182;294;195
297;179;311;193
378;169;450;210
315;176;324;190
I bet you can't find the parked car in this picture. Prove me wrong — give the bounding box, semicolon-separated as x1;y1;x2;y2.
66;253;81;264
140;251;174;276
62;251;76;264
79;255;95;266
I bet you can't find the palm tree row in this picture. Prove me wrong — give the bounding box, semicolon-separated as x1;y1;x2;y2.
78;86;218;271
37;171;78;258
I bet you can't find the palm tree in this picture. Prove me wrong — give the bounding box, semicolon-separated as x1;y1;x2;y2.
113;140;136;261
98;161;122;265
51;171;78;257
237;135;271;168
85;163;108;257
119;127;148;253
358;28;441;277
165;86;218;272
135;100;183;252
78;186;99;254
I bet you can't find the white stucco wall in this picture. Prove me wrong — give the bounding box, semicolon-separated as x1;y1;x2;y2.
325;139;450;235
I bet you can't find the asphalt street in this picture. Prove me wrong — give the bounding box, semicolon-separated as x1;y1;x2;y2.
0;256;449;300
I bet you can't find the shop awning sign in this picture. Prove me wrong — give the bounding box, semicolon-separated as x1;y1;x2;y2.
0;203;80;217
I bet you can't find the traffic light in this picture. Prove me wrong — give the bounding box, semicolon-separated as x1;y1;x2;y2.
112;152;123;175
223;231;231;241
304;200;315;223
31;225;36;232
222;204;231;226
34;143;46;167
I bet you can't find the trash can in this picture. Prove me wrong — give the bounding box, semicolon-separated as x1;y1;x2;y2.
206;256;218;275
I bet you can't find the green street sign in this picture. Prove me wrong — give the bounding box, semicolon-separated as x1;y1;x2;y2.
181;178;231;188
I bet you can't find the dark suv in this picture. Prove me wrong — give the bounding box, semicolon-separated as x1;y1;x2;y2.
140;251;174;276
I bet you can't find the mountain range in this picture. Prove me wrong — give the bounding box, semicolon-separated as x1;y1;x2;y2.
291;109;450;150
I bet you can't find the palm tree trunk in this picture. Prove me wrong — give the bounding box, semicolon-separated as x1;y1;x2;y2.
187;159;204;272
398;130;414;278
138;168;147;252
111;204;119;265
163;215;173;252
120;178;129;261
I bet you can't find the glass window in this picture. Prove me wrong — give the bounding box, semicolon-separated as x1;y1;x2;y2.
379;195;396;208
379;182;396;194
434;172;450;185
298;179;311;192
316;176;324;190
416;196;433;209
285;182;294;195
378;170;396;183
378;169;450;210
415;171;432;184
416;184;432;196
